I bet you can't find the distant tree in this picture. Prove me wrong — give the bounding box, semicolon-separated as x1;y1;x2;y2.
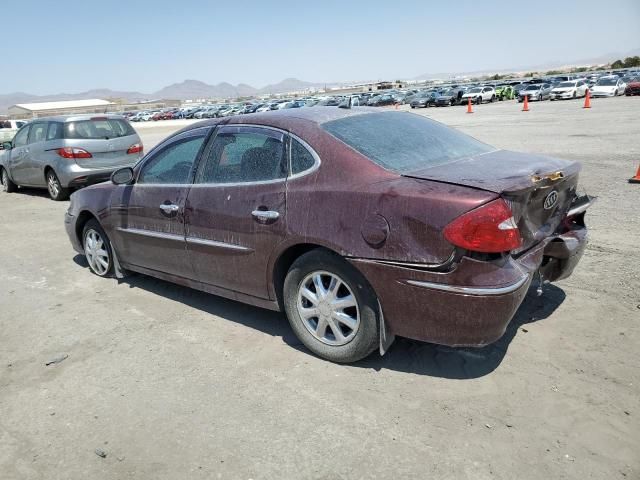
545;70;562;75
611;59;624;69
572;67;588;73
623;56;640;67
524;72;535;77
596;66;607;71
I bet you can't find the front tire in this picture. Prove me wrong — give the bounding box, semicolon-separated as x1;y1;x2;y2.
46;169;69;201
283;250;379;363
82;219;114;277
1;167;17;193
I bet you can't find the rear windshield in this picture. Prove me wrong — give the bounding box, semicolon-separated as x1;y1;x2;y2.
322;112;494;173
64;118;135;140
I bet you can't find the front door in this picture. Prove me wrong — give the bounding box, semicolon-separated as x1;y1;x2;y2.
185;125;288;300
109;128;210;279
8;125;30;184
24;122;48;185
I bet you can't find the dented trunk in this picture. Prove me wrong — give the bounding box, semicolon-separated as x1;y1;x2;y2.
404;149;581;252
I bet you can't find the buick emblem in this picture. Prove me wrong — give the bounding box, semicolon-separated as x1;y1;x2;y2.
543;190;558;210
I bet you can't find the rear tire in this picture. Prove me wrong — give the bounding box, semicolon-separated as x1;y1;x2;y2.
82;219;114;277
283;249;379;363
1;167;17;193
46;169;69;201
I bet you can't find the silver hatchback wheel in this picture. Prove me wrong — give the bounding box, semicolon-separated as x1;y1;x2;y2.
47;172;60;198
296;271;360;346
84;229;110;276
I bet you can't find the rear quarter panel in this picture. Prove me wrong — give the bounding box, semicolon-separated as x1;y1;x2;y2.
272;122;497;264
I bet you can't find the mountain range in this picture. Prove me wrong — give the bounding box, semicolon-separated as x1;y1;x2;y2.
0;78;326;114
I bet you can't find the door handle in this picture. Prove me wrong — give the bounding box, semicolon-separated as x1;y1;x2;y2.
251;209;280;224
159;204;180;214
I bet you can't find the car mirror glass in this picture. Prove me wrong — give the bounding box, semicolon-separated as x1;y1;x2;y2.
111;167;134;185
1;142;12;150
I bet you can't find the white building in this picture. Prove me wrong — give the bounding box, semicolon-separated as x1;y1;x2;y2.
8;99;116;119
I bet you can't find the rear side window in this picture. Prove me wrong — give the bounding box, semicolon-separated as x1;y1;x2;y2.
64;118;135;140
196;127;286;184
290;138;316;174
322;112;493;174
47;122;63;140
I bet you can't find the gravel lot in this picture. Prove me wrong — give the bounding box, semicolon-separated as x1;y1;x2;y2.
1;97;638;480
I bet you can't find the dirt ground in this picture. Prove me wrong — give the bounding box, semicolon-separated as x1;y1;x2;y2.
1;97;638;480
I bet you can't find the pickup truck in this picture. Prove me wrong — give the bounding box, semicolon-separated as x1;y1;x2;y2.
0;120;28;146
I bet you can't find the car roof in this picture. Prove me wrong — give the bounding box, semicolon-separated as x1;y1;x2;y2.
186;106;378;132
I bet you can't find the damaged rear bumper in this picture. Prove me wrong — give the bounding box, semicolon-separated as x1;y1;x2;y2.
349;195;594;349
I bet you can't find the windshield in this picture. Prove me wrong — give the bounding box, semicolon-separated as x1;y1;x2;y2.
557;82;576;88
597;78;617;86
322;112;494;173
468;87;482;93
64;118;135;140
525;85;541;91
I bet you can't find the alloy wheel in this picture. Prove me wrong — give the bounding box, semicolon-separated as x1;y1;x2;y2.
296;271;360;346
1;170;7;191
84;229;110;276
47;172;60;198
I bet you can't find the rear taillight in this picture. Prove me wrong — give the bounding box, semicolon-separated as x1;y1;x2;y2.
444;199;522;253
56;147;92;159
127;143;143;154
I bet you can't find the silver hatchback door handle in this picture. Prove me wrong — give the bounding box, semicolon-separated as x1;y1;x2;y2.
251;209;280;224
159;204;180;214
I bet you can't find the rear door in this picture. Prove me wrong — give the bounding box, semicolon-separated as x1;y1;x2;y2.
109;127;210;278
185;125;288;299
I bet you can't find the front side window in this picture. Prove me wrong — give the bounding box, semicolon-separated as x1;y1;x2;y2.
13;126;30;147
28;123;47;143
138;134;206;184
196;127;286;184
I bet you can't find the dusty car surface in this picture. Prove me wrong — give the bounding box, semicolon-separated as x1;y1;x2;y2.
64;108;594;363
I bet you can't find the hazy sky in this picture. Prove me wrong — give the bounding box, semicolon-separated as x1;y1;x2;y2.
3;0;639;94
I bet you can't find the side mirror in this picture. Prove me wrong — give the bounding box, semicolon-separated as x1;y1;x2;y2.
111;167;134;185
1;142;11;150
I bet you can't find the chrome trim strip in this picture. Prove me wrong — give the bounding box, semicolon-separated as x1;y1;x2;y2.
406;274;530;296
116;227;253;252
185;237;252;252
567;197;596;217
116;227;184;242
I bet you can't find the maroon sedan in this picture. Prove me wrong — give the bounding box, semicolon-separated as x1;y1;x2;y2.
64;108;594;363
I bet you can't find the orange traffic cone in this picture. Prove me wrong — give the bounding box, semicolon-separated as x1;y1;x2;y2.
522;95;529;111
583;90;591;109
466;97;473;114
629;164;640;184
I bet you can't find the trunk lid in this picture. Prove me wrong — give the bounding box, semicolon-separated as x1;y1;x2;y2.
404;149;581;253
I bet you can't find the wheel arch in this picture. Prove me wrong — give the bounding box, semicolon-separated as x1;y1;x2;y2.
271;242;344;310
75;210;99;245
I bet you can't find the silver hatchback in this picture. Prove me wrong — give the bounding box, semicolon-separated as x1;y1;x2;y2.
0;114;143;200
